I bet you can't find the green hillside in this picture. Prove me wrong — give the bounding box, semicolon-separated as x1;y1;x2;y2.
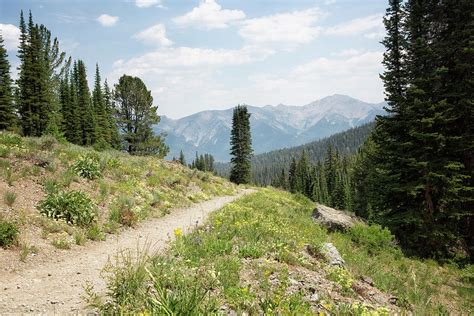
95;188;473;314
0;131;235;259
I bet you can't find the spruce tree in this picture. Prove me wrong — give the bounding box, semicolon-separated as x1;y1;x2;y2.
179;150;186;165
288;158;297;193
0;34;16;130
92;64;109;148
16;11;65;137
229;105;253;184
76;60;95;145
104;80;120;149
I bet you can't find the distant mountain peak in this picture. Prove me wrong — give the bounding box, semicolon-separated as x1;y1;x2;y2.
155;95;386;162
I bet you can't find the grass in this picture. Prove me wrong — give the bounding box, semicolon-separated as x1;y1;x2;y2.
51;236;71;249
96;188;473;315
74;231;86;246
3;190;16;206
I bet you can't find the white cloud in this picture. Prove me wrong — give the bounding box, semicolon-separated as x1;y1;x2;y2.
238;8;324;48
324;0;337;4
173;0;245;29
135;0;161;8
110;45;275;118
96;14;119;27
244;51;384;107
112;46;273;76
325;14;383;38
333;48;363;57
292;51;382;76
134;23;173;46
0;24;20;51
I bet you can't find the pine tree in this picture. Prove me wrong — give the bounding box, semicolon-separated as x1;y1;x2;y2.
76;60;95;145
179;150;186;165
434;0;474;260
16;11;65;137
92;64;110;148
229;105;253;184
288;158;297;193
114;74;168;156
368;0;474;258
104;80;120;149
0;34;16;130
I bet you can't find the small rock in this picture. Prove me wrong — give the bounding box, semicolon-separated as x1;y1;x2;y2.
16;286;20;289
389;296;398;304
48;273;52;277
50;300;58;305
289;278;299;286
310;293;319;302
76;272;81;275
321;243;345;267
361;275;374;286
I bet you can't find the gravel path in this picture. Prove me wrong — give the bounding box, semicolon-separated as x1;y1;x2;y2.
0;190;253;314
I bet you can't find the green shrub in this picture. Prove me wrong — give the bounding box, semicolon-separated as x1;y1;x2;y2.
38;135;57;151
348;223;397;254
87;224;105;241
72;153;102;180
0;132;23;146
37;190;97;226
43;178;60;194
0;219;18;247
0;145;10;158
109;196;138;227
3;190;16;206
52;237;71;249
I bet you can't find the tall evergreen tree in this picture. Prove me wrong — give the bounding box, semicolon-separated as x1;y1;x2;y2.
0;34;16;130
114;74;168;156
16;11;65;137
229;105;253;184
179;150;186;165
288;157;297;193
92;64;110;147
103;79;120;149
76;60;95;145
366;0;474;259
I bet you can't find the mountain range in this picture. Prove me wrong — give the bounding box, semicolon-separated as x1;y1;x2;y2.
154;94;386;162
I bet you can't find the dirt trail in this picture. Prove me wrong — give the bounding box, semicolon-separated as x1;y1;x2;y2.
0;190;253;314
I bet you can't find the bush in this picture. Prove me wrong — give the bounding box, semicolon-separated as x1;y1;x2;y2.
37;190;97;226
109;196;138;227
38;135;58;151
348;223;397;253
0;219;18;248
72;153;101;180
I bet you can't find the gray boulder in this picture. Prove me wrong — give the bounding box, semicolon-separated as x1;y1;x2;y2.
312;204;361;232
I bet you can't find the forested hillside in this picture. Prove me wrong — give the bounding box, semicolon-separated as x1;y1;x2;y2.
0;11;168;157
215;122;373;186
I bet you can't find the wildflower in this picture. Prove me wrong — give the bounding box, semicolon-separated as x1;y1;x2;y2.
174;228;183;238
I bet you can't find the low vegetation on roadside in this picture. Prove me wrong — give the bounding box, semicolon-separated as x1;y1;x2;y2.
96;188;473;314
0;132;235;261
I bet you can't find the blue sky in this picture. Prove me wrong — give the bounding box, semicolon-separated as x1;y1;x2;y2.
0;0;387;119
